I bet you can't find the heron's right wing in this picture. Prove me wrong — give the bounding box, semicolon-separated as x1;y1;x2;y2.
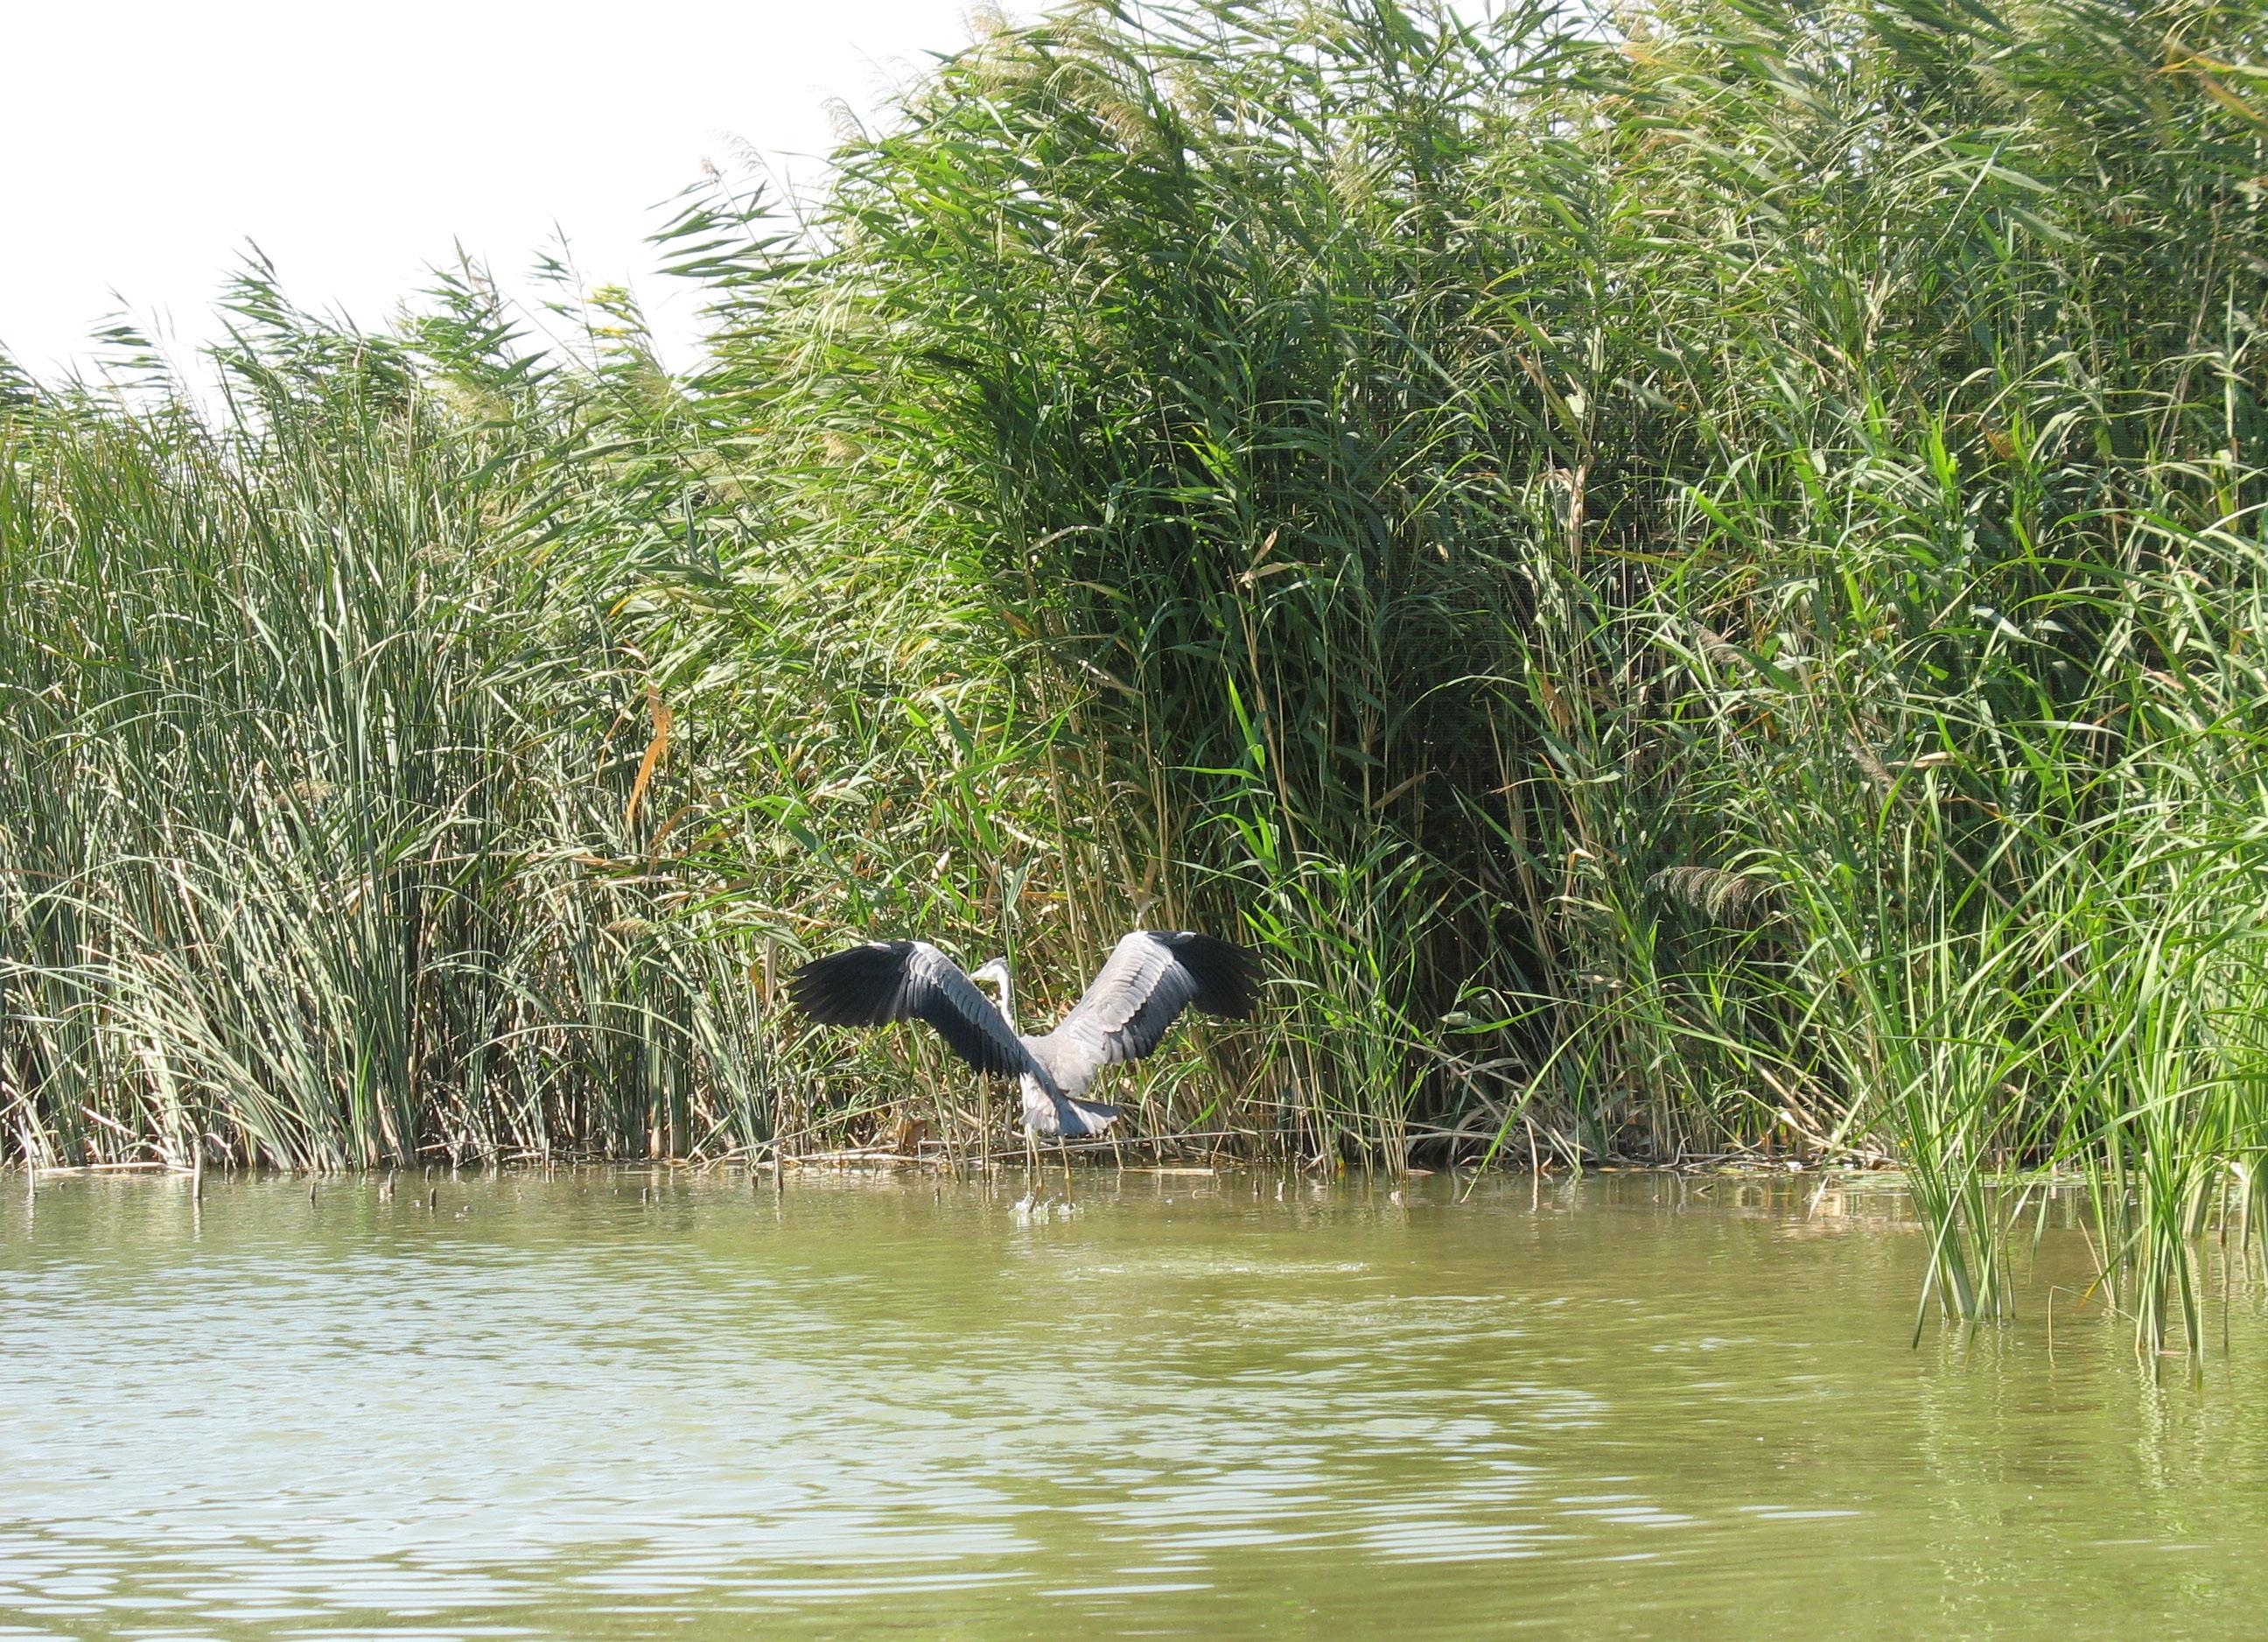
788;940;1032;1080
1040;930;1264;1089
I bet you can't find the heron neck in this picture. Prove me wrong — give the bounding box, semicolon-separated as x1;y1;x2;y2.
994;972;1018;1036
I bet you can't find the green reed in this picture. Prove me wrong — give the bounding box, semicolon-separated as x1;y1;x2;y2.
4;0;2265;1351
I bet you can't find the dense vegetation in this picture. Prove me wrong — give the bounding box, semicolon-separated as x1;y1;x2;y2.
4;0;2264;1344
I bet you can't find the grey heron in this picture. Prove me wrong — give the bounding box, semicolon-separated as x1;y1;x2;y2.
788;930;1263;1168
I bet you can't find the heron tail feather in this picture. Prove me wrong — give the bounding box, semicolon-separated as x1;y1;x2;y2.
1022;1086;1122;1138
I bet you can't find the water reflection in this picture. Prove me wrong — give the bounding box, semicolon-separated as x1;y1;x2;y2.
3;1169;2265;1639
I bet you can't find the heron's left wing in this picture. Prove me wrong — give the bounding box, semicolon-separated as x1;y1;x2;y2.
788;940;1034;1081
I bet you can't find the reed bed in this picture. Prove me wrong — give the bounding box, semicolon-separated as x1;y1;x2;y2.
4;0;2265;1350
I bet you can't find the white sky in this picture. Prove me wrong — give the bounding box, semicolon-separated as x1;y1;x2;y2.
2;0;998;381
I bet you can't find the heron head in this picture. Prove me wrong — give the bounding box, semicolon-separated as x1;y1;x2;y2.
970;956;1012;993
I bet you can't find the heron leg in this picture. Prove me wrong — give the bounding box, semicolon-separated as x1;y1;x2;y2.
1058;1133;1074;1192
1023;1122;1039;1182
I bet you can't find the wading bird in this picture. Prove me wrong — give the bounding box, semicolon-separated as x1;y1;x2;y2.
788;930;1262;1168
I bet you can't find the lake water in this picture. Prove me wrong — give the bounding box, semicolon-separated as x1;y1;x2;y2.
4;1168;2266;1639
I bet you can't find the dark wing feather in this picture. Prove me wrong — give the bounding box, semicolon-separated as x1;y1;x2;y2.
1033;930;1263;1091
788;940;1033;1080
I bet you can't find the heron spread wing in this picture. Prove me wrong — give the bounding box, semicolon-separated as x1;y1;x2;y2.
1032;930;1263;1093
788;940;1035;1082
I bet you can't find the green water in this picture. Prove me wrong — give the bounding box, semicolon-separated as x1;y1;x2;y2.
4;1168;2265;1639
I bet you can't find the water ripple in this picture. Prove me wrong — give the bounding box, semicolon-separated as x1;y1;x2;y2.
5;1171;2268;1638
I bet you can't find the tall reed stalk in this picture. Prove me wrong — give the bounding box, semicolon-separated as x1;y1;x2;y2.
4;0;2265;1351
